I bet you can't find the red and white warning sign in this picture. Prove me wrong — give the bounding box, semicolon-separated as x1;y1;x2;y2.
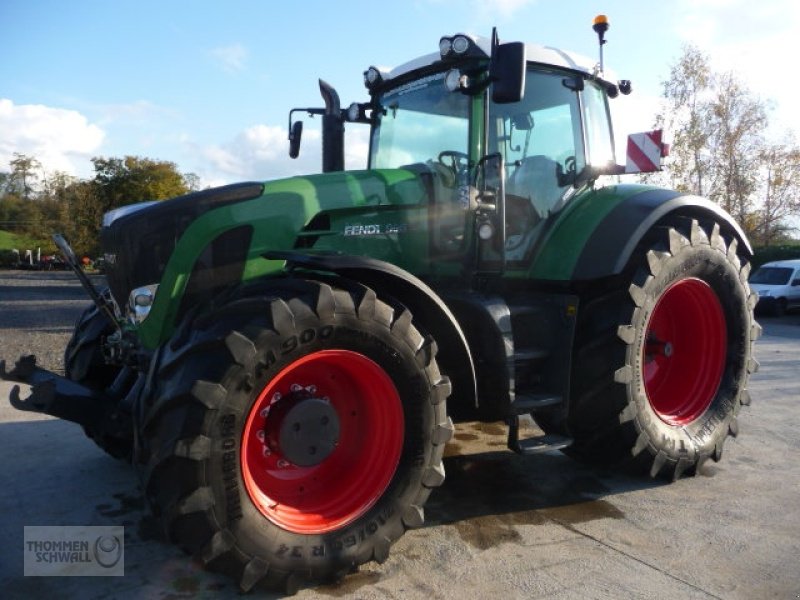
625;129;669;174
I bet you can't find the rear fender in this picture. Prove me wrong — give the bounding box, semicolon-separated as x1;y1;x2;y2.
530;186;753;282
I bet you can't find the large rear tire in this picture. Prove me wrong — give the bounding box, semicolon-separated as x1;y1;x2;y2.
564;218;759;480
138;278;452;592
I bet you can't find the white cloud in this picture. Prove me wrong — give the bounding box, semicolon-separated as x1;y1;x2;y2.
210;43;249;73
345;127;370;170
610;92;664;159
194;121;370;185
675;0;800;134
0;99;105;177
197;124;320;182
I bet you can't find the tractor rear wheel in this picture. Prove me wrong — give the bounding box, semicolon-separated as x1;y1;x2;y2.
64;290;130;459
138;278;452;592
564;218;759;480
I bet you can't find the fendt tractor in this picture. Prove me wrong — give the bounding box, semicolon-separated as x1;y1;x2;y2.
2;16;759;593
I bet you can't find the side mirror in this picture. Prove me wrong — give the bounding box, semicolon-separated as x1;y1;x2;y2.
288;120;303;159
490;30;526;104
792;279;800;287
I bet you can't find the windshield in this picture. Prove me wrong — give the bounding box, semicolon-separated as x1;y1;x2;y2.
749;267;793;285
370;71;470;169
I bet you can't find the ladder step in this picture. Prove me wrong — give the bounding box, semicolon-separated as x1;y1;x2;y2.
512;433;573;455
507;413;572;455
508;304;545;318
513;349;550;362
511;393;562;413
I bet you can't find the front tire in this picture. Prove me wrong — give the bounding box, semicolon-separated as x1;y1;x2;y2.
64;291;130;459
566;218;759;479
139;278;452;592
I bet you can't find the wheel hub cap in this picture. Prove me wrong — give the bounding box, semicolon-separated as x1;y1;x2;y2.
265;394;340;467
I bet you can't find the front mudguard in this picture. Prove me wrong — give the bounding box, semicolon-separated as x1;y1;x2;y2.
265;251;478;412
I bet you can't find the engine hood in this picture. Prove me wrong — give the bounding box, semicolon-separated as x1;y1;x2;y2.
100;168;430;317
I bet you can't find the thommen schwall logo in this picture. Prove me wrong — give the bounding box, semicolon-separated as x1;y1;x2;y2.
94;534;123;568
24;526;124;576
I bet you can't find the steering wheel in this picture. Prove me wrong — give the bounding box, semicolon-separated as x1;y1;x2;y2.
437;150;469;177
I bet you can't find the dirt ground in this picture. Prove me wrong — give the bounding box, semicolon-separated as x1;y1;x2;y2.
1;270;798;599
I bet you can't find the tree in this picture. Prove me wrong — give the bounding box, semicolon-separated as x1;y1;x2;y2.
8;153;42;201
706;72;768;229
41;170;78;204
183;172;202;192
754;141;800;246
0;172;11;197
62;180;104;257
91;155;190;213
0;194;41;235
655;45;713;196
1;153;199;256
655;46;787;240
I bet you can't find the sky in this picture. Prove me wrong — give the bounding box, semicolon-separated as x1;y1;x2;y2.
1;0;798;188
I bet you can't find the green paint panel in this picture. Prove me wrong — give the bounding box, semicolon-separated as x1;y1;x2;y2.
528;184;658;281
138;169;429;348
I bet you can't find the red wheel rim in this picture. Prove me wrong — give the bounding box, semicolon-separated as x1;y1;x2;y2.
241;350;404;534
643;278;727;426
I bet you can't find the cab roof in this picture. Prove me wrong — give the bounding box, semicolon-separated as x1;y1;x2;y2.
382;36;614;86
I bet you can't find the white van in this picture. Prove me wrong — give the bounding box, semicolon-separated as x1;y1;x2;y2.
748;259;800;316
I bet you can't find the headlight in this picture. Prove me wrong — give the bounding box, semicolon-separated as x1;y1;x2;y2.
478;221;494;241
438;34;485;60
444;69;467;92
452;35;470;54
364;66;383;89
128;284;158;324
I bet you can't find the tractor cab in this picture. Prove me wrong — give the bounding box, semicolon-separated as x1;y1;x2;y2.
290;26;636;274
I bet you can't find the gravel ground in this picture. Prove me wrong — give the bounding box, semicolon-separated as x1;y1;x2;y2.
1;270;799;599
0;270;106;373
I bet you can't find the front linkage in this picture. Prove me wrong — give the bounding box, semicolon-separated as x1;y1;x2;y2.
1;234;141;458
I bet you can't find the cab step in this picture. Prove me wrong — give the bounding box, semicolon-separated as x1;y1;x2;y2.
510;393;562;413
507;414;572;455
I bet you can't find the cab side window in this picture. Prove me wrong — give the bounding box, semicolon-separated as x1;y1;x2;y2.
490;69;585;220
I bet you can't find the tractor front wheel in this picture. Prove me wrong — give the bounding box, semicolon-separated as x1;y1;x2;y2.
64;290;130;459
139;279;452;592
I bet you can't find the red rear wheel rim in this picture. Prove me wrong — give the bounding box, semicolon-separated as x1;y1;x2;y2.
241;350;404;533
643;278;727;426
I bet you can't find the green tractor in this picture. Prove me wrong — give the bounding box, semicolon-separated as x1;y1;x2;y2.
2;17;758;593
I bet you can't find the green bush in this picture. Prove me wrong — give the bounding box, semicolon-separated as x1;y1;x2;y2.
752;245;800;269
0;248;20;267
